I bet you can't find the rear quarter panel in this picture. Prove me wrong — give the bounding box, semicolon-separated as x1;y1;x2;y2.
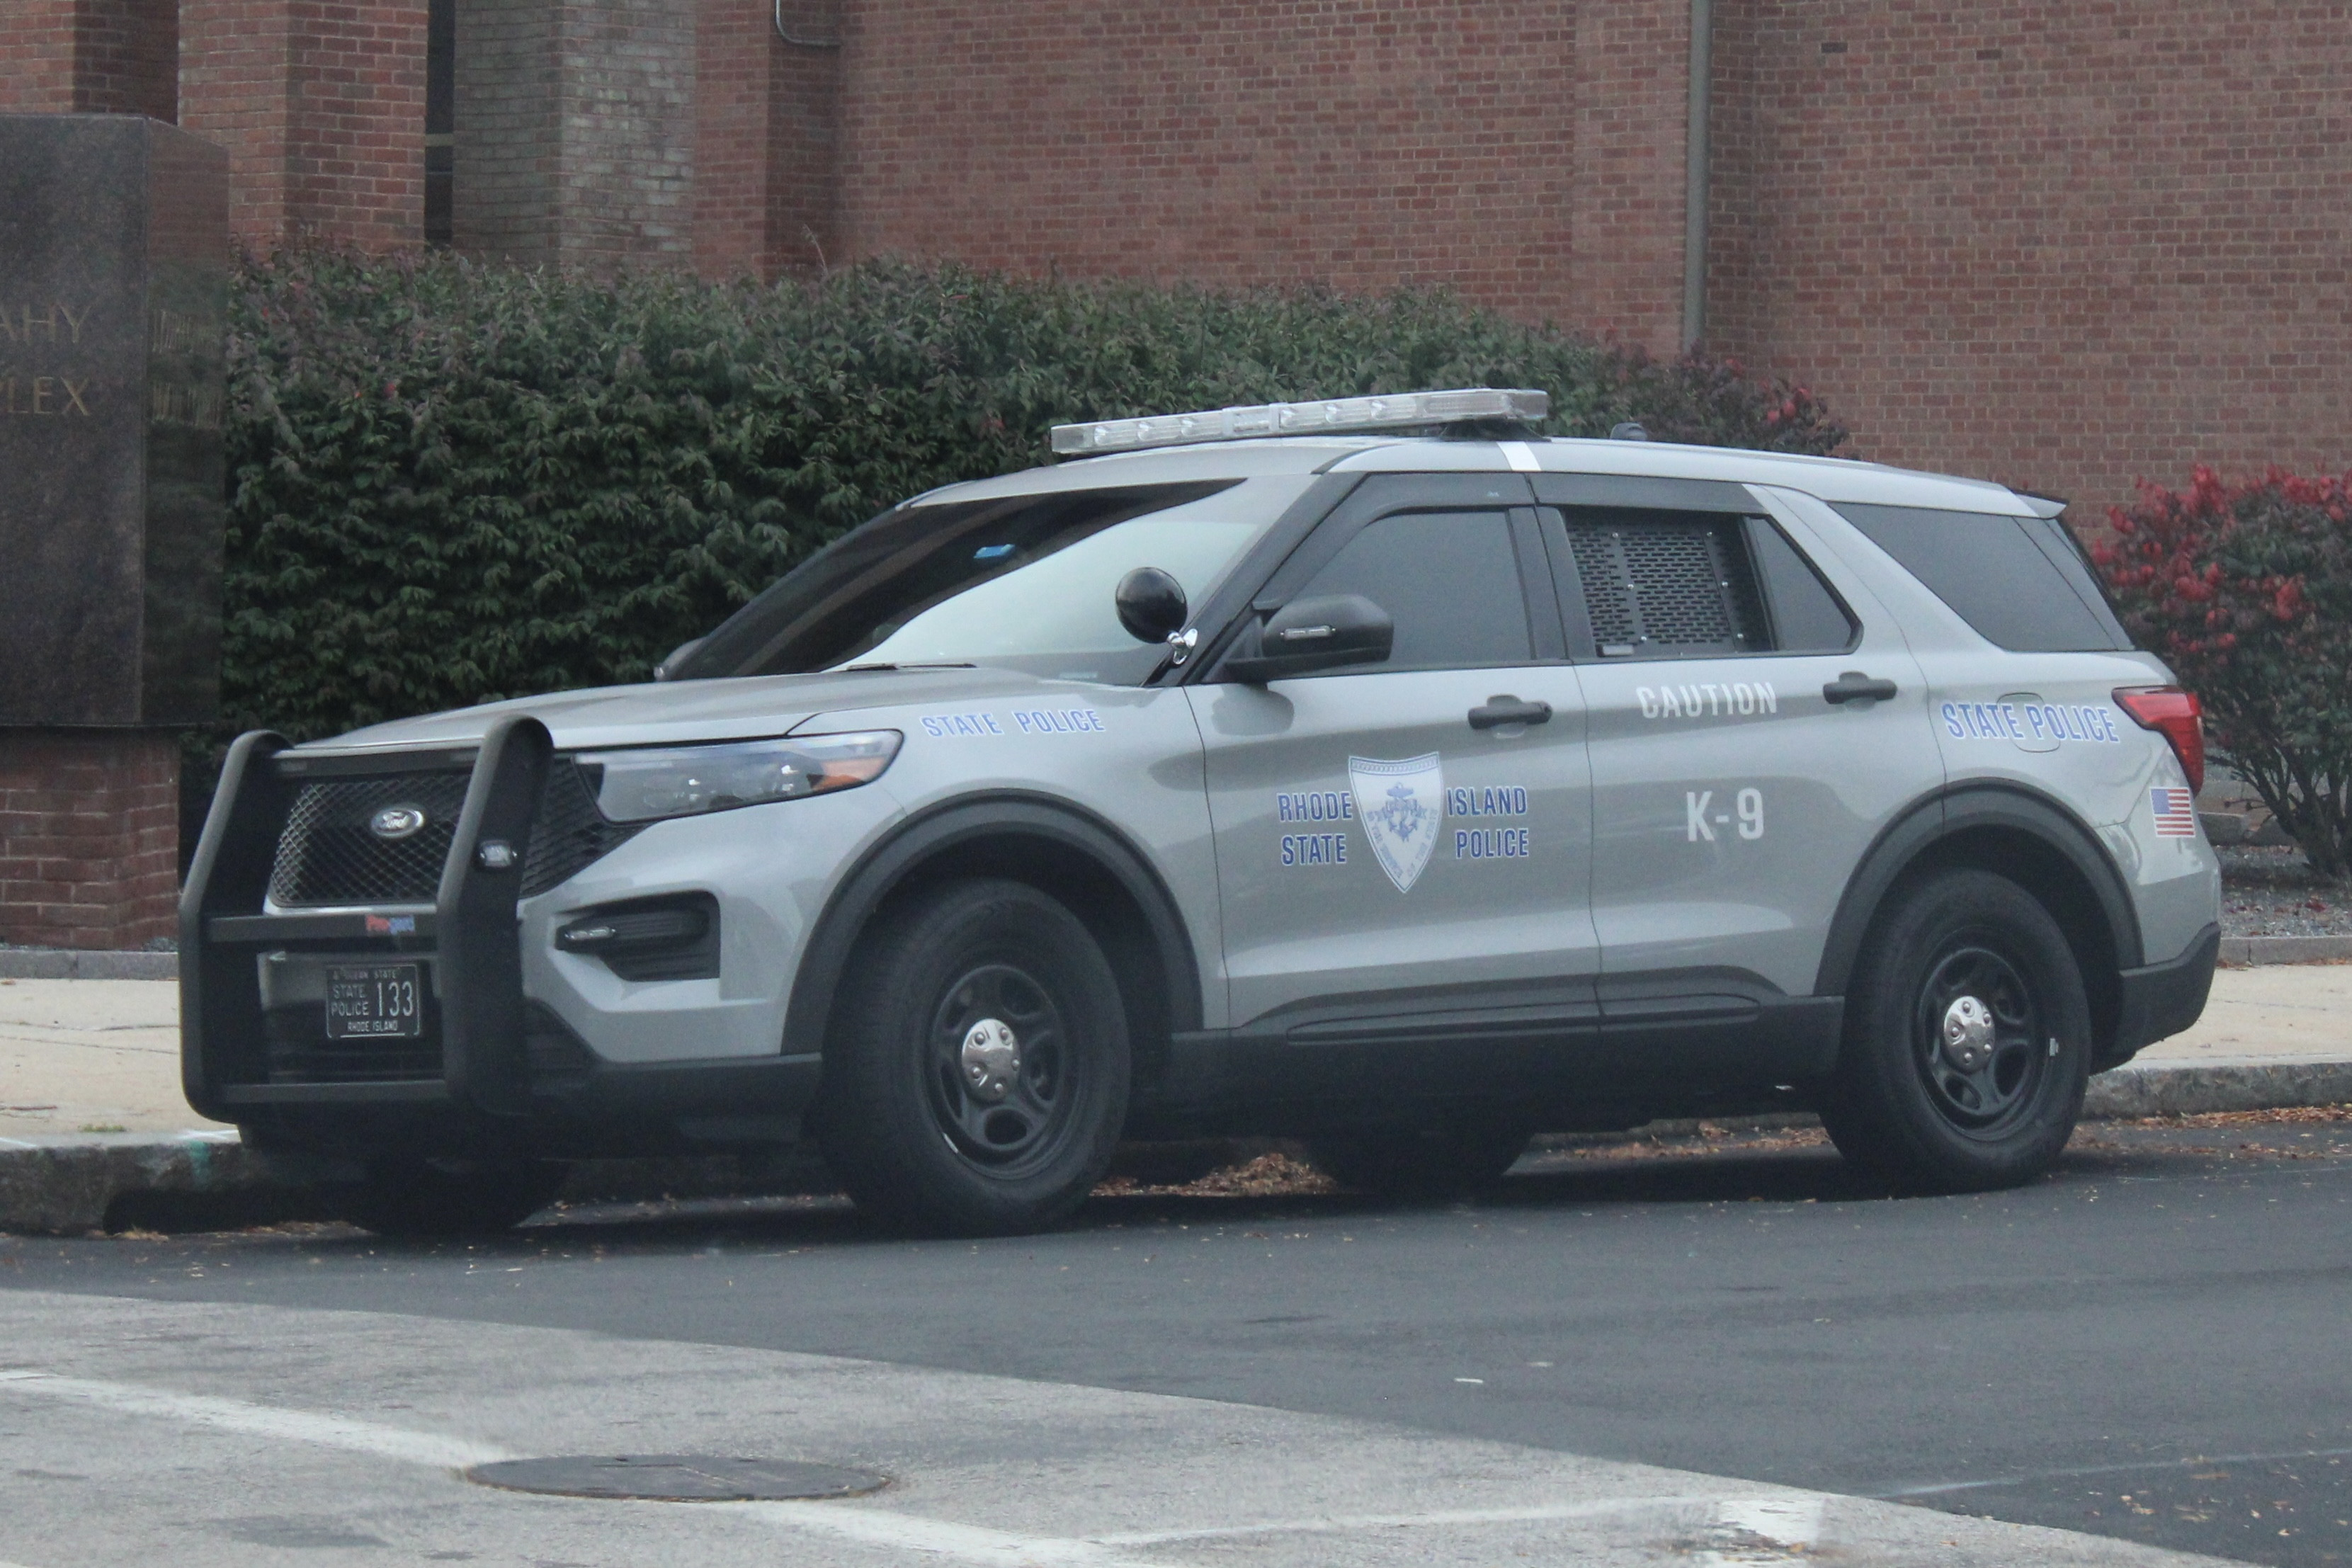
1780;491;2220;967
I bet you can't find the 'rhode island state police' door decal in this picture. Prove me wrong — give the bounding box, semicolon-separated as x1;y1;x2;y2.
1348;753;1444;892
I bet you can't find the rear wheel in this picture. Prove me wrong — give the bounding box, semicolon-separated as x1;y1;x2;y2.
816;878;1131;1236
340;1157;567;1238
1307;1123;1529;1198
1822;868;2091;1193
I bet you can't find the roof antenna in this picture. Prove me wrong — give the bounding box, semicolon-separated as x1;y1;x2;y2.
1610;421;1651;441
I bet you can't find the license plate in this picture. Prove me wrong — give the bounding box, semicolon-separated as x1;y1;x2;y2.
325;963;424;1040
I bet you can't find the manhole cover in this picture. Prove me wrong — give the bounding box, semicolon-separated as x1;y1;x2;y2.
465;1455;888;1501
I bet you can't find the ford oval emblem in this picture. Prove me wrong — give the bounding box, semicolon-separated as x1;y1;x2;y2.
370;805;428;841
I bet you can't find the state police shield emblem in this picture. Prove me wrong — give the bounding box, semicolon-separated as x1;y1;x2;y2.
1348;753;1445;892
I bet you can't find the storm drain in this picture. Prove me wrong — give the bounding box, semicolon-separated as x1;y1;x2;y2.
465;1455;889;1501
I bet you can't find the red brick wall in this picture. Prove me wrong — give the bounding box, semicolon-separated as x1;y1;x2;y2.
1572;0;1691;354
0;2;81;113
0;732;178;950
180;0;427;251
768;4;841;276
1708;1;2352;521
74;0;177;120
831;1;1579;314
695;0;773;279
0;0;173;120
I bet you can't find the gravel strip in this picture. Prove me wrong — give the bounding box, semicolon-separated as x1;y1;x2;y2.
2219;845;2352;938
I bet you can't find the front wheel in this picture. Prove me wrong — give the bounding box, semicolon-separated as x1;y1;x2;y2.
816;878;1131;1236
1822;868;2091;1193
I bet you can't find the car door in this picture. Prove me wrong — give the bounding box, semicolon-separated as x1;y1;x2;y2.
1186;474;1598;1034
1539;475;1941;1005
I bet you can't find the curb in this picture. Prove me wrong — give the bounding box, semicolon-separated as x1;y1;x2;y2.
2219;935;2352;966
2081;1058;2352;1118
0;948;179;980
0;1132;259;1233
3;1060;2345;1237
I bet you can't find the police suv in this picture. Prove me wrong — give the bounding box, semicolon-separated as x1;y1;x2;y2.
181;389;2220;1235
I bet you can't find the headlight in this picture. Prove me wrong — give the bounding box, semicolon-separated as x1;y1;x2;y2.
577;732;902;823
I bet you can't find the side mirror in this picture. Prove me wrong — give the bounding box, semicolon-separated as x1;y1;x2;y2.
1220;594;1394;683
653;637;706;682
1115;567;1189;644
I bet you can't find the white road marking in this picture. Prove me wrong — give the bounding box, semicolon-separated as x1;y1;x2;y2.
1884;1443;2352;1497
4;1367;1152;1566
0;1370;511;1470
748;1504;1151;1567
0;1366;1839;1568
1093;1494;1722;1544
1700;1494;1827;1564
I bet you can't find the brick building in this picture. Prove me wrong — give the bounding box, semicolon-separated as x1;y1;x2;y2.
2;1;2346;946
6;1;2344;519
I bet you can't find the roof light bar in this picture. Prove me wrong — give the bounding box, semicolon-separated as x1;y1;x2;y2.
1050;387;1550;457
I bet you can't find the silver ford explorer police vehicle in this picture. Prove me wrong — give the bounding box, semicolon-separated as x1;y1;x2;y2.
181;388;2220;1236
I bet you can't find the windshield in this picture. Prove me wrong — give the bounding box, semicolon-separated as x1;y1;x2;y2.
674;477;1307;685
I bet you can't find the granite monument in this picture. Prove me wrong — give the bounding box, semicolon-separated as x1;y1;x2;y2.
0;116;229;948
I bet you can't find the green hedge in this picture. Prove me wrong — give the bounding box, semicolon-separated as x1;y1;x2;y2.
216;250;1848;756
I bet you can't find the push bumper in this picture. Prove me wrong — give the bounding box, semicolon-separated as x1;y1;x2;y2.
179;718;822;1157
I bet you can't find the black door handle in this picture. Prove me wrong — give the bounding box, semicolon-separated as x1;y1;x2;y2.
1469;695;1553;730
1822;671;1899;705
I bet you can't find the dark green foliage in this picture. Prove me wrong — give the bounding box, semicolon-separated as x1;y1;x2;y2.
215;249;1846;759
2094;466;2352;880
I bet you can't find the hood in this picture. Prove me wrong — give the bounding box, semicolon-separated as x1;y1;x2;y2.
301;666;1082;755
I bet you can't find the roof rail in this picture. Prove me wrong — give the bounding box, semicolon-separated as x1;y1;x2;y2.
1050;387;1549;458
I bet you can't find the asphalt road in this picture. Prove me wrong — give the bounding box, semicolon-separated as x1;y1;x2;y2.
3;1114;2346;1567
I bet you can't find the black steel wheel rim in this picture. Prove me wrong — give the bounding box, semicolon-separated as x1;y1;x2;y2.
1912;942;2045;1135
924;962;1078;1174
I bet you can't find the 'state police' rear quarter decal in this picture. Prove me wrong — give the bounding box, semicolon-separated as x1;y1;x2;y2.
1941;699;2120;745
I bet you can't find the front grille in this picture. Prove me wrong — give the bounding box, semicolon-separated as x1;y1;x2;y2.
523;760;644;898
268;773;470;906
268;759;644;907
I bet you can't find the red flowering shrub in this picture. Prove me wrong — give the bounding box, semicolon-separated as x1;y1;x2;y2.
2094;467;2352;878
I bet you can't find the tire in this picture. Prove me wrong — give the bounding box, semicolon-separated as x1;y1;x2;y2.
1307;1123;1530;1198
815;878;1132;1236
341;1157;568;1238
1822;867;2091;1193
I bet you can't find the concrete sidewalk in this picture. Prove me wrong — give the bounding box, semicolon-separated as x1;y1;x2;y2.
8;967;2351;1140
4;966;2350;1233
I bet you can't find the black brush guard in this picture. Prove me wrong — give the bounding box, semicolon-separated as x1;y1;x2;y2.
181;715;552;1123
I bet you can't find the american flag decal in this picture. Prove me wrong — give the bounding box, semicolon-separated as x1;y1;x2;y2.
2150;787;2197;838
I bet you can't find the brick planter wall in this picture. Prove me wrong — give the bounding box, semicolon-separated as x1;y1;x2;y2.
0;732;179;951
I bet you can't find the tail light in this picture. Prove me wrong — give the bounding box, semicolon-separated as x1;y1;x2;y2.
2113;686;2205;794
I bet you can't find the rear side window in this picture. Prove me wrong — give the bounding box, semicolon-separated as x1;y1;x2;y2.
1545;509;1854;659
1743;517;1859;654
1832;504;2131;652
1290;511;1533;671
1562;512;1766;658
